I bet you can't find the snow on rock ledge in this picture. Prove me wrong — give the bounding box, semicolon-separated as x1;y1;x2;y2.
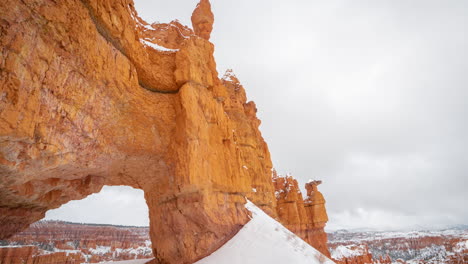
331;245;367;260
140;39;179;52
195;200;335;264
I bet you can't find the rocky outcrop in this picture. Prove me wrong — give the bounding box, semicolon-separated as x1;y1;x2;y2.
0;246;36;264
273;173;331;257
0;0;276;263
0;246;83;264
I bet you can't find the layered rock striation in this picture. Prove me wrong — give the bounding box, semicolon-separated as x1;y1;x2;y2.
273;172;331;257
0;0;276;263
331;244;391;264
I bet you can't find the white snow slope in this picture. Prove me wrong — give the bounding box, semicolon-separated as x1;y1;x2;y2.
195;200;335;264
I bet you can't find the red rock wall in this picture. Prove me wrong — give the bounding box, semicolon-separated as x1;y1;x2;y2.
0;0;277;263
329;232;468;264
0;246;82;264
273;173;331;257
0;246;36;264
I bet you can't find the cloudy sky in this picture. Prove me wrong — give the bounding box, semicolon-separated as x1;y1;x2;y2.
46;0;468;230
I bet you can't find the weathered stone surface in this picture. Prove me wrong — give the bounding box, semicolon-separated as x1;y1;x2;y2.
273;173;331;257
0;0;276;263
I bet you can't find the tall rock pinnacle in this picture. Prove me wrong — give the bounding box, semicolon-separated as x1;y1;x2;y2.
273;175;331;257
191;0;214;40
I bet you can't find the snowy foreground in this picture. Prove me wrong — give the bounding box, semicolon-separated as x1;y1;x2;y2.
100;201;335;264
195;200;335;264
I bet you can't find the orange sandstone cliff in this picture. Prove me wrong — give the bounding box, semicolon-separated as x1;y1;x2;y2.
0;0;276;263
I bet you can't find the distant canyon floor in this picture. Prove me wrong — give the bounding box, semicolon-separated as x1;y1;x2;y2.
1;221;466;264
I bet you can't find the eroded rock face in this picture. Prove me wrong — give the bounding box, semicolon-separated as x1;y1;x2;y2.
331;244;391;264
0;0;276;263
273;173;331;257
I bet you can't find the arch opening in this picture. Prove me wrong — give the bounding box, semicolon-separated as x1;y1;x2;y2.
1;186;154;263
44;185;150;227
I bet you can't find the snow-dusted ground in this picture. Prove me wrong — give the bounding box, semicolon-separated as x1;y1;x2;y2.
93;259;153;264
331;245;367;260
329;227;468;264
195;200;335;264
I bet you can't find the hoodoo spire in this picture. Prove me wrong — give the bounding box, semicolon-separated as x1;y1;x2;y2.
191;0;214;40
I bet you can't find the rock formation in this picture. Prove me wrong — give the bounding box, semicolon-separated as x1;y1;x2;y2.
0;0;276;263
273;172;331;257
191;0;214;40
0;246;36;264
331;244;391;264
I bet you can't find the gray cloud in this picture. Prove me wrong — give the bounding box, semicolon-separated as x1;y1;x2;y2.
47;0;468;230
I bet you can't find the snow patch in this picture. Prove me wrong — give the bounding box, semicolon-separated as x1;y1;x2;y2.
195;200;335;264
140;39;178;52
454;240;468;253
331;245;366;260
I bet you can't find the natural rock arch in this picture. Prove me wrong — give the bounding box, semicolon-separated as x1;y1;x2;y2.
0;0;277;263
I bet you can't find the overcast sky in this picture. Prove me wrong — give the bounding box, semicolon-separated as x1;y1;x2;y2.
46;0;468;231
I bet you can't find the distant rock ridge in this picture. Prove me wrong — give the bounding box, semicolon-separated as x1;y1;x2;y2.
331;244;391;264
328;228;468;264
0;221;152;263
